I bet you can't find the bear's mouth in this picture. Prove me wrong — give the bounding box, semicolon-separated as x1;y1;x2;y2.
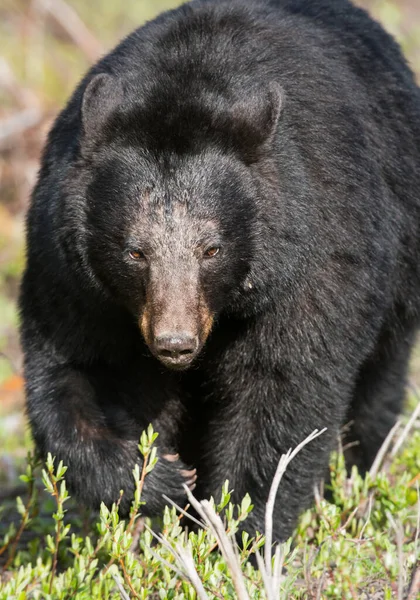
158;354;197;370
155;345;199;370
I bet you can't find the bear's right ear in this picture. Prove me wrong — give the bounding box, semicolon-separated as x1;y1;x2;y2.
81;73;124;138
227;82;284;163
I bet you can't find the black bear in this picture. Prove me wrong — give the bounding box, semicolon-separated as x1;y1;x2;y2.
20;0;420;542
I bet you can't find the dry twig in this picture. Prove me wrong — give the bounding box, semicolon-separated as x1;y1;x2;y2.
386;511;405;600
112;573;131;600
184;489;250;600
0;108;43;150
369;420;401;479
263;428;327;599
406;562;420;600
391;399;420;459
34;0;104;62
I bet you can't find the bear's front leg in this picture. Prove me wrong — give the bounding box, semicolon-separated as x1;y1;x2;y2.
196;313;365;542
199;377;345;541
25;356;195;516
198;392;341;541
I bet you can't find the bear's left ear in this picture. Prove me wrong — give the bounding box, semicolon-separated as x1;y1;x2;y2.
81;73;124;139
229;82;284;163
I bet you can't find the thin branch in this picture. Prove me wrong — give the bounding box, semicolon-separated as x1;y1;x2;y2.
315;568;327;600
390;399;420;458
0;108;43;150
161;494;206;529
35;0;104;63
0;58;39;107
255;551;273;599
140;542;185;580
407;563;420;600
129;518;144;553
119;559;140;599
369;420;400;479
1;480;36;569
272;544;284;600
175;544;209;600
112;574;131;600
264;428;327;578
358;494;373;541
143;524;183;566
415;480;420;563
143;524;208;600
386;511;404;600
184;489;250;600
48;477;62;594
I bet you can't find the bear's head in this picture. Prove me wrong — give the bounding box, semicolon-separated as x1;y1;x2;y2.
75;73;282;369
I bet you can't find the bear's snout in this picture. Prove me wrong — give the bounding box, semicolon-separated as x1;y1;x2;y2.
139;267;214;369
153;332;199;369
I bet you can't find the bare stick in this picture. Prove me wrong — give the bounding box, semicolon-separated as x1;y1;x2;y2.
35;0;104;62
272;544;284;600
143;524;208;600
0;109;43;150
407;563;420;600
315;568;327;600
415;481;420;563
184;488;250;600
390;399;420;458
255;551;274;600
112;574;131;600
264;428;327;578
161;494;206;529
143;523;183;565
175;544;210;600
358;494;373;541
0;58;39;107
0;351;21;375
369;420;400;479
387;511;405;600
141;538;185;580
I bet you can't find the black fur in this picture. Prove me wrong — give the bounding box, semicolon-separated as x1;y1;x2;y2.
20;0;420;540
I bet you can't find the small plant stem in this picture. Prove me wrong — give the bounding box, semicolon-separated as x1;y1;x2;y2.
1;478;35;570
49;475;62;594
119;559;141;599
127;449;150;533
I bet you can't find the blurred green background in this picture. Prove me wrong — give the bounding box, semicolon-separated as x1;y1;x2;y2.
0;0;420;473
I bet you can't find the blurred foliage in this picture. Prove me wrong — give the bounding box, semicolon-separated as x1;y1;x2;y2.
360;0;420;68
1;0;182;107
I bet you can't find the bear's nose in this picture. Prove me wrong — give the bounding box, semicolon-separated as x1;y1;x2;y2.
154;333;199;367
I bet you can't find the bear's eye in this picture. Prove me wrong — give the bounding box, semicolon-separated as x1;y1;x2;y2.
129;249;146;261
203;246;220;259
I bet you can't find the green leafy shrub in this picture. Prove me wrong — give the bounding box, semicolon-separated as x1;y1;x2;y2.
1;420;419;599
